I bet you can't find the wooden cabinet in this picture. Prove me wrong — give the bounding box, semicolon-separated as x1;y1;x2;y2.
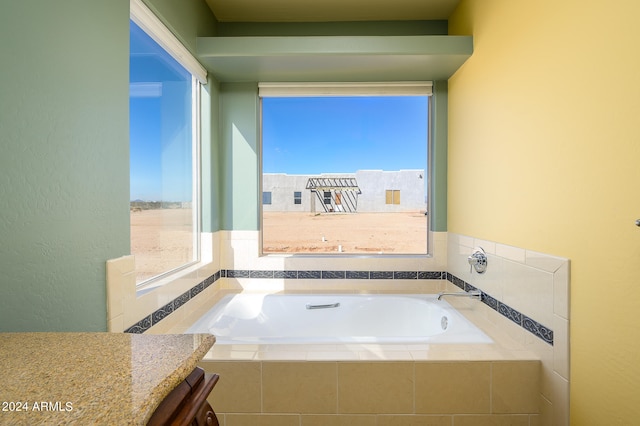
148;367;219;426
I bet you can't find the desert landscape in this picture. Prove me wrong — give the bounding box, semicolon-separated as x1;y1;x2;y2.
262;211;428;254
130;208;195;283
130;209;428;282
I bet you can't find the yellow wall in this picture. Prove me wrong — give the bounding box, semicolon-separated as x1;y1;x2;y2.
448;0;640;424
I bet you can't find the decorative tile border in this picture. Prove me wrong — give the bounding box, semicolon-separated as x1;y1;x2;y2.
124;269;553;345
446;272;554;345
124;271;221;334
274;270;298;279
298;270;322;279
419;271;444;280
223;269;447;281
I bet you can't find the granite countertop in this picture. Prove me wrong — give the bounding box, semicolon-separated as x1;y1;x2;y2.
0;332;215;425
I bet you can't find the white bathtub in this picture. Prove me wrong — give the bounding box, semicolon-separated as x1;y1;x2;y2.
186;293;492;345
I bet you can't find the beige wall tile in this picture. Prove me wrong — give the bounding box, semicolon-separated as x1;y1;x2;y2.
220;230;447;272
107;254;135;275
376;415;452;425
553;315;569;380
525;250;566;273
523;333;553;401
491;361;539;414
536;395;552;426
529;414;541;426
302;414;376;426
107;314;123;333
225;414;300;426
552;372;570;426
105;258;126;320
263;362;337;414
553;262;570;319
415;362;491;414
453;414;531;426
201;361;262;413
502;260;554;328
216;413;226;426
338;362;414;414
496;244;526;263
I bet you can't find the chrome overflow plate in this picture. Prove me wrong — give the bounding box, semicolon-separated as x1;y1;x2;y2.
468;247;488;274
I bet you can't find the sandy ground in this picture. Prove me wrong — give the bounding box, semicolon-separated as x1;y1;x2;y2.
263;211;428;254
130;209;428;281
130;208;194;282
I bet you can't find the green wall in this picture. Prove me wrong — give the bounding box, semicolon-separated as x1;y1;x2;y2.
142;0;219;47
219;83;260;231
201;78;221;232
0;0;219;332
430;81;448;232
0;0;130;331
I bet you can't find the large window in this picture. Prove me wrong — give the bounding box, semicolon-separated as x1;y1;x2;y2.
260;83;430;255
129;1;205;284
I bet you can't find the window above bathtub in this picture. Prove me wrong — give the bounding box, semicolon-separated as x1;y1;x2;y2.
129;0;206;285
259;82;431;256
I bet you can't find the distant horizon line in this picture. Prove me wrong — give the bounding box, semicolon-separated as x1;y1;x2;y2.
130;200;192;204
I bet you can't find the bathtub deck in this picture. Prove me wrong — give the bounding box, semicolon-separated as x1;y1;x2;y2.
201;341;537;362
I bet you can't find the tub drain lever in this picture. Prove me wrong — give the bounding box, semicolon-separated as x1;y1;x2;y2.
306;302;340;310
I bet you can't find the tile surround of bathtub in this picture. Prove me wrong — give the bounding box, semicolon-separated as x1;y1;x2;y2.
201;359;540;424
108;231;565;348
105;232;221;333
106;230;569;425
447;232;570;426
116;262;557;347
124;272;221;333
446;273;553;345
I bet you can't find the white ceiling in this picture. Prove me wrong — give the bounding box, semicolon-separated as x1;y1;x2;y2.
204;0;460;22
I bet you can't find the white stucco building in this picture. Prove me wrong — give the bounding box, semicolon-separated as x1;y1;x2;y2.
263;169;426;213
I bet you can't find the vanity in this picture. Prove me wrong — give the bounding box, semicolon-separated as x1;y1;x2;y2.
0;332;218;425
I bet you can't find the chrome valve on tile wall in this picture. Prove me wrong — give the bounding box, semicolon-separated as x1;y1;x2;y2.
468;247;487;274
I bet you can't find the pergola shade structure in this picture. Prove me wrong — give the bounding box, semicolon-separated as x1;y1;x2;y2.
306;177;362;213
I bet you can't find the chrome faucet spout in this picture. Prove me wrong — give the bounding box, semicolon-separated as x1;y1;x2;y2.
437;290;482;301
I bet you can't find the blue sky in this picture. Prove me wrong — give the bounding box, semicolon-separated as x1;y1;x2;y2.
262;96;428;175
130;20;192;202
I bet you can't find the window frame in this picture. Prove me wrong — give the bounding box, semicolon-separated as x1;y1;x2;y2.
258;82;433;257
385;189;401;205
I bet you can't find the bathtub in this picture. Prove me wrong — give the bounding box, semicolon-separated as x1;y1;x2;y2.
186;293;492;345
